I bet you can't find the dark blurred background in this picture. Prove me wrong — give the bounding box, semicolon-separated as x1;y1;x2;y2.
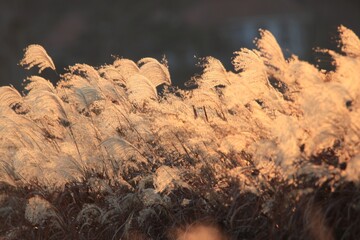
0;0;359;89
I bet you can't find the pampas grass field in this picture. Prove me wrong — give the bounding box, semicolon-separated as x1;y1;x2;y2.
1;25;360;239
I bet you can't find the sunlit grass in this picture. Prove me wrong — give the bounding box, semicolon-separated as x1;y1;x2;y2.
1;25;360;239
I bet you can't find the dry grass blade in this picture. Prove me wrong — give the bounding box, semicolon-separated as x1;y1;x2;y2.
113;58;140;82
126;74;157;104
25;90;68;120
138;57;171;86
0;86;22;111
70;64;101;83
255;29;286;69
232;48;266;76
197;57;230;88
20;44;56;73
25;76;55;93
101;136;144;162
154;166;190;194
99;65;127;84
74;86;103;109
189;89;221;110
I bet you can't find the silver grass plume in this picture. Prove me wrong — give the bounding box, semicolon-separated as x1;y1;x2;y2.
196;57;231;89
138;57;171;86
20;44;56;73
0;86;23;113
338;25;360;57
126;74;158;104
255;29;287;72
24;76;55;94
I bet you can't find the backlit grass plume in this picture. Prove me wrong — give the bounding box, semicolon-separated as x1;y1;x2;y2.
20;44;56;73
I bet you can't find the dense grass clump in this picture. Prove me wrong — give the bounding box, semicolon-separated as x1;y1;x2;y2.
1;26;360;239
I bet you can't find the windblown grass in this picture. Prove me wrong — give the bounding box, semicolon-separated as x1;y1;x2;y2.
1;25;360;239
